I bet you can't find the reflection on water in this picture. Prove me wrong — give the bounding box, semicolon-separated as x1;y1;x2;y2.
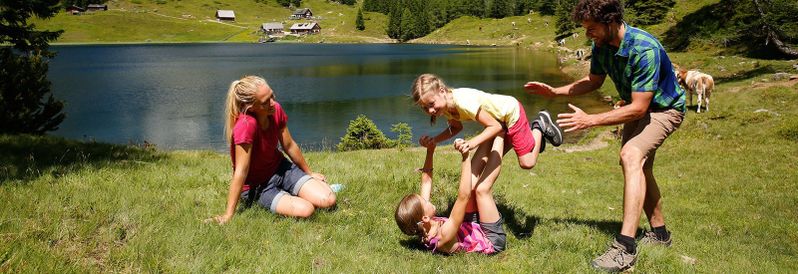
48;43;608;151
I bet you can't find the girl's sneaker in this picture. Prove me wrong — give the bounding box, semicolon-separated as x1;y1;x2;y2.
531;119;546;153
538;110;563;146
330;184;345;193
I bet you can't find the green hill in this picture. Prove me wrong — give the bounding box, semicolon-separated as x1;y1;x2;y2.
35;0;738;50
35;0;392;43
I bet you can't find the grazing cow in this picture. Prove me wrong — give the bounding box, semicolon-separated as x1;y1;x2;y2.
677;69;715;113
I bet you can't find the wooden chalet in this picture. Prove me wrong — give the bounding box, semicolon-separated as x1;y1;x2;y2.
290;8;313;19
289;22;321;35
261;22;285;35
86;4;108;11
216;10;236;21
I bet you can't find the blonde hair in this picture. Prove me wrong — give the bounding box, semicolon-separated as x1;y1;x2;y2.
394;194;426;236
224;75;268;144
411;73;450;125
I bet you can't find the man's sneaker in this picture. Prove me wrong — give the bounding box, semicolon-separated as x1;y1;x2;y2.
591;239;637;272
537;110;563;146
640;231;672;247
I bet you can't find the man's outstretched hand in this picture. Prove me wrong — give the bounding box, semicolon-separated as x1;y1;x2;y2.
557;104;593;132
524;82;557;97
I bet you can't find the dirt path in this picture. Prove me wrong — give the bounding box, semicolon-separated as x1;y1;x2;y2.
559;130;616;153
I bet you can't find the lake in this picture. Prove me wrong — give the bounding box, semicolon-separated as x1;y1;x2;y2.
48;43;608;151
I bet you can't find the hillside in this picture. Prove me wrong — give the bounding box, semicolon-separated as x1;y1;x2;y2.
39;0;773;53
36;0;392;43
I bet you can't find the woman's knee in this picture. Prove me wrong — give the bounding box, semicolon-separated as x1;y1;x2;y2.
317;191;337;209
293;201;316;218
277;197;316;218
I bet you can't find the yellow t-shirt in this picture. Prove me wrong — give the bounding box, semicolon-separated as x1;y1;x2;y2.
444;88;520;128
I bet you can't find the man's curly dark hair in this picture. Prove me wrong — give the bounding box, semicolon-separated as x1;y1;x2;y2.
572;0;624;24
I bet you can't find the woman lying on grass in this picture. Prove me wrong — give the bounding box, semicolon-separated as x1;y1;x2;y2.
394;137;506;255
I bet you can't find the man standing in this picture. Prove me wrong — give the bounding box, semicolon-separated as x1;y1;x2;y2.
524;0;685;271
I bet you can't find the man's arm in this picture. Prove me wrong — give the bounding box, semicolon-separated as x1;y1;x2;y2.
557;92;653;132
525;73;606;97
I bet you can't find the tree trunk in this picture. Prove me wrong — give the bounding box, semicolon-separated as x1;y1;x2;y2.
753;0;798;58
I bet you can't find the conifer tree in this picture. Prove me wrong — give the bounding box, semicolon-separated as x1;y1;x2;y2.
387;1;403;40
400;8;416;42
625;0;675;26
356;8;366;31
0;0;65;134
488;0;511;19
461;0;486;18
555;0;578;37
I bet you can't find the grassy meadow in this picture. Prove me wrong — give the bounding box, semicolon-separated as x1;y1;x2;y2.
33;0;393;44
2;63;797;271
7;0;798;272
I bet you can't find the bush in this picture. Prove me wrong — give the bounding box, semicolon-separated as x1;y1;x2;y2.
390;122;412;149
337;115;413;151
337;115;392;151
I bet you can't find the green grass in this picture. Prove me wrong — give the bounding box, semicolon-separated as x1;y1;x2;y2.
33;0;390;44
9;0;798;271
2;66;797;271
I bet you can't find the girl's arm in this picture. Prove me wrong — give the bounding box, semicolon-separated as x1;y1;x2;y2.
424;119;463;147
419;146;435;201
436;142;472;253
209;143;252;224
460;108;502;152
279;126;325;181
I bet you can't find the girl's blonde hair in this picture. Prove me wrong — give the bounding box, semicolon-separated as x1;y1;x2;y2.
411;73;449;125
224;75;268;144
394;194;426;236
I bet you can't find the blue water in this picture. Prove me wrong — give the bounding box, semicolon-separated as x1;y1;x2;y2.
47;43;605;151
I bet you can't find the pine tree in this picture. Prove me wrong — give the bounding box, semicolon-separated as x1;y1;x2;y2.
535;0;557;15
387;1;403;39
488;0;511;19
400;8;416;42
363;0;380;12
555;0;578;37
461;0;486;18
409;0;430;37
356;8;366;31
0;0;65;134
626;0;675;26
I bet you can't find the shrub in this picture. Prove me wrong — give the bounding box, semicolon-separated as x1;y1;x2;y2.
390;122;412;149
337;115;392;151
337;115;414;151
